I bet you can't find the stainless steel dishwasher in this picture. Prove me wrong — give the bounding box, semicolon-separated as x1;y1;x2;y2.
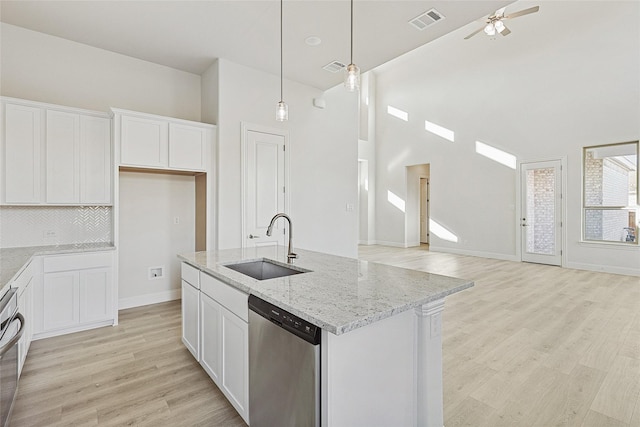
248;295;321;427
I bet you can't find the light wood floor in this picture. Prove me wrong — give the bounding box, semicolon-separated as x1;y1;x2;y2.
11;301;247;427
11;245;640;426
359;245;640;427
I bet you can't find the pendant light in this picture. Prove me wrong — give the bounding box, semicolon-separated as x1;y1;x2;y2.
276;0;288;121
344;0;360;92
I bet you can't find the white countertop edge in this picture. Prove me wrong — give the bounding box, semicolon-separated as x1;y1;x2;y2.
178;254;474;335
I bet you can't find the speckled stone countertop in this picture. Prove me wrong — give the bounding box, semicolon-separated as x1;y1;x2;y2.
0;243;116;292
179;246;474;335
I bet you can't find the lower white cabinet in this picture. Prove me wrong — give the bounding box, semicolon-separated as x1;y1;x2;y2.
37;252;114;338
200;292;221;383
14;263;36;376
181;280;200;360
220;303;249;420
181;263;249;423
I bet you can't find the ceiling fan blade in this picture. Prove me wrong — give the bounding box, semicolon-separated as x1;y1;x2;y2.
500;26;512;36
494;7;506;18
505;6;540;20
464;27;485;40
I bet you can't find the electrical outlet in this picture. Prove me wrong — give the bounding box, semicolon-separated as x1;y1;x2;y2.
173;217;180;224
148;266;164;280
43;230;57;239
346;203;355;212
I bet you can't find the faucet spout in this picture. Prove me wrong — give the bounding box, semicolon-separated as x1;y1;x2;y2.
266;213;298;264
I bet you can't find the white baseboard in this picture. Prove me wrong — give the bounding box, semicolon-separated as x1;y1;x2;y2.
119;289;181;310
429;246;519;262
565;262;640;277
372;240;410;248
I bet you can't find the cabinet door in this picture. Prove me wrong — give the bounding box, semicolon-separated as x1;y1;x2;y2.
80;115;111;204
120;115;168;167
200;292;222;384
46;110;80;203
181;280;200;360
4;103;42;203
169;123;206;171
221;307;249;421
17;276;34;376
79;268;112;323
43;271;79;331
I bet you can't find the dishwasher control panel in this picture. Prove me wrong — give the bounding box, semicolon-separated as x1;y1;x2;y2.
249;295;320;345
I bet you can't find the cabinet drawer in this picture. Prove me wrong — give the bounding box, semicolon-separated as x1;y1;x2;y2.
44;252;112;273
200;273;248;322
181;263;200;289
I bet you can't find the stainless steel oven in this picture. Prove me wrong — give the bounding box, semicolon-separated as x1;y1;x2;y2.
0;289;24;427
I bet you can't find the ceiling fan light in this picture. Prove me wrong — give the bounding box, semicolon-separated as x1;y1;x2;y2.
276;101;288;122
345;63;360;92
484;22;496;36
494;20;505;33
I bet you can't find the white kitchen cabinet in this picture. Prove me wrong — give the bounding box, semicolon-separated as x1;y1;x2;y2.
80;115;112;204
46;111;111;204
2;97;112;205
3;103;42;203
43;271;79;330
13;261;36;376
115;109;212;172
180;263;249;423
46;110;80;203
199;291;222;383
120;114;168;168
220;304;249;420
169;123;207;170
182;280;200;360
37;251;115;338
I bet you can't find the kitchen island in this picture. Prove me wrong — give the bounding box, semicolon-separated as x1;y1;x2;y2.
179;246;473;427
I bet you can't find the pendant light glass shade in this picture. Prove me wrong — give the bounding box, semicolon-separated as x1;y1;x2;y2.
344;0;360;92
275;0;288;121
345;63;360;92
276;101;288;121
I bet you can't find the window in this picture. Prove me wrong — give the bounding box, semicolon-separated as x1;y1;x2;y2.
583;141;639;244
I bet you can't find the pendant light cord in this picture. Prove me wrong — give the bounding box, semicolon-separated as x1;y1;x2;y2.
280;0;283;102
350;0;354;64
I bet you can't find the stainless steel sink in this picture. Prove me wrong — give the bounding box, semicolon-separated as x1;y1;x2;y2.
224;259;310;281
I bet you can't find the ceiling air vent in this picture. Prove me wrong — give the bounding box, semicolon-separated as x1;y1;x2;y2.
409;8;445;31
323;61;346;73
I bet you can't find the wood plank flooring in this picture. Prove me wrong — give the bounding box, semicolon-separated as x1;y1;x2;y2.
10;301;247;427
358;245;640;427
11;245;640;426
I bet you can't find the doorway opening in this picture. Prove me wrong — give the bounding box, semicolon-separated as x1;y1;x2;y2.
406;164;430;248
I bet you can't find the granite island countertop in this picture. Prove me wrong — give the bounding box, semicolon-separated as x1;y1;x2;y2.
179;246;474;335
0;243;116;294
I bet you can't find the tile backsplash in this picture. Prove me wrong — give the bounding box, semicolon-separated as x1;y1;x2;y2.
0;206;112;248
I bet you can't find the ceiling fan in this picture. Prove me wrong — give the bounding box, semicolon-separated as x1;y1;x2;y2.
464;5;539;39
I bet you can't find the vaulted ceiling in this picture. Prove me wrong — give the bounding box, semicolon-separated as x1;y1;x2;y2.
0;0;514;90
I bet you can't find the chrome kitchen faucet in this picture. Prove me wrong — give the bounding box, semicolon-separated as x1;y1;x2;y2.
266;213;297;264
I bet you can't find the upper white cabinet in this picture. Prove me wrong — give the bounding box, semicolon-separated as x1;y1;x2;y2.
1;97;112;205
46;110;80;203
120;115;168;168
114;108;213;172
3;103;42;203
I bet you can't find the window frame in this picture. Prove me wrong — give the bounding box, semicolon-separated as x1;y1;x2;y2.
582;140;639;245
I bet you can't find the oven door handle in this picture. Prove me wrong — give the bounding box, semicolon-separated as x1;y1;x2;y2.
0;313;25;357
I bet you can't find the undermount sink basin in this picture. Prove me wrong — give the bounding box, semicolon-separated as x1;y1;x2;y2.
224;259;310;281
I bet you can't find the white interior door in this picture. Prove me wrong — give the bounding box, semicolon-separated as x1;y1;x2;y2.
243;127;286;248
520;161;562;266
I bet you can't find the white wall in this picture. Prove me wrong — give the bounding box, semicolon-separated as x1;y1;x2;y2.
205;59;359;258
373;1;640;274
0;23;201;121
118;172;195;308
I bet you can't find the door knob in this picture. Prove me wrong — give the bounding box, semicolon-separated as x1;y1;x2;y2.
248;234;260;239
